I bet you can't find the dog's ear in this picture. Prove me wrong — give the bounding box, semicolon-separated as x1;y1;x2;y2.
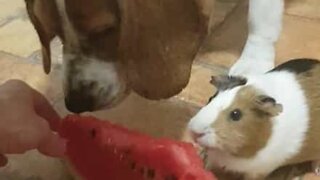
118;0;208;99
25;0;61;74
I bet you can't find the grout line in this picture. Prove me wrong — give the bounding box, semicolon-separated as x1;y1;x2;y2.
0;16;17;28
171;96;202;110
0;8;29;28
285;12;320;22
0;50;25;59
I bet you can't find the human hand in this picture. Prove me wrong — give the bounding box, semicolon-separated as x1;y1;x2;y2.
0;80;66;166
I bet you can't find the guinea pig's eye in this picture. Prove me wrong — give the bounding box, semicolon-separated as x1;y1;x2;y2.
230;109;242;121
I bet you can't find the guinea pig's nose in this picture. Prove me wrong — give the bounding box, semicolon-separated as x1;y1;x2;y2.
65;92;95;113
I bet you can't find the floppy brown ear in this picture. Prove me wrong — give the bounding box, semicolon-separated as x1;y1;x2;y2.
25;0;61;74
118;0;208;99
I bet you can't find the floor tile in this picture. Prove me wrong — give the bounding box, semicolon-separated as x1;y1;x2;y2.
276;16;320;64
286;0;320;20
0;19;40;57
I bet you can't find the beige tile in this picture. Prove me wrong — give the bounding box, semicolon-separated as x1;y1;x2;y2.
0;52;63;103
27;38;63;65
0;0;41;57
209;0;241;31
196;0;248;68
286;0;320;20
0;0;25;22
198;0;320;69
276;15;320;64
196;50;239;71
0;19;40;57
177;64;218;107
1;151;73;180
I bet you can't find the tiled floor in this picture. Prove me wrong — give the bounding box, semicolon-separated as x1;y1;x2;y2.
0;0;319;179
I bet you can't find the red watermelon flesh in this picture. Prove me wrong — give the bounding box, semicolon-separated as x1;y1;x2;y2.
59;115;216;180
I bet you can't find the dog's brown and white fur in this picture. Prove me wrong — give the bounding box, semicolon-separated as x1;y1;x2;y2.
25;0;284;113
25;0;207;113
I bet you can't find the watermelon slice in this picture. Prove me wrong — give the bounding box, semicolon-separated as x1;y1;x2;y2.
59;115;216;180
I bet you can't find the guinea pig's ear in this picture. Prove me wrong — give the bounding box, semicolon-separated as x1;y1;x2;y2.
210;76;247;91
25;0;61;74
255;95;283;117
117;0;208;99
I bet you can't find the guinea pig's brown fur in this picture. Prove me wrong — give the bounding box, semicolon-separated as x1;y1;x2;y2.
188;59;320;179
286;65;320;165
211;86;274;158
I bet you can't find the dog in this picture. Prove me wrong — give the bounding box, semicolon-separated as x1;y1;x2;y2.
24;0;284;113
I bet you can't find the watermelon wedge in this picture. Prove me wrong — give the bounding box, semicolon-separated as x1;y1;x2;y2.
59;115;216;180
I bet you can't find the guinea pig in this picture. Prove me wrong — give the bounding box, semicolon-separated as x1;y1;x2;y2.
187;58;320;180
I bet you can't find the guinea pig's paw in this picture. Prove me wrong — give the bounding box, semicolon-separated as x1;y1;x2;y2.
229;58;274;76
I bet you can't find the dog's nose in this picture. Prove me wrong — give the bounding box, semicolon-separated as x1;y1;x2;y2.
64;93;95;113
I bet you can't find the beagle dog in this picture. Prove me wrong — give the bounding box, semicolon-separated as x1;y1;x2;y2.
24;0;284;113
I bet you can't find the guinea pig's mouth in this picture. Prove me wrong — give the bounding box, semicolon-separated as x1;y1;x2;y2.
195;135;220;151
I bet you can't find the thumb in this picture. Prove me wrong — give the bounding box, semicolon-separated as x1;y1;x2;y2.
38;132;67;158
30;86;62;131
0;154;8;167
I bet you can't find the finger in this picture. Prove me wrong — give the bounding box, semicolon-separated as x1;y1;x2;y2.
38;132;66;157
0;154;8;167
29;87;62;131
2;116;65;156
32;117;66;157
1;80;62;131
4;116;53;154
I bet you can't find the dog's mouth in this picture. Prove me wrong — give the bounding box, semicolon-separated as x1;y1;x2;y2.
64;82;130;113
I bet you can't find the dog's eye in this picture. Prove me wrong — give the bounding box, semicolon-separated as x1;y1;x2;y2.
230;109;242;121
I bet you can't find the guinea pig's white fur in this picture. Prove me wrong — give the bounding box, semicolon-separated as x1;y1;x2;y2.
188;59;320;179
